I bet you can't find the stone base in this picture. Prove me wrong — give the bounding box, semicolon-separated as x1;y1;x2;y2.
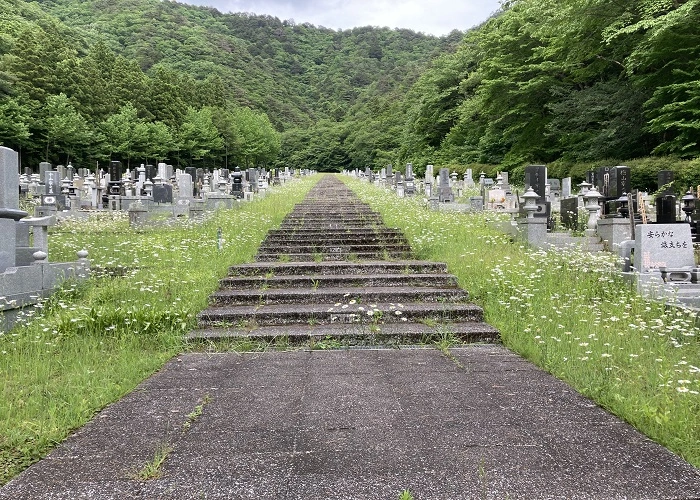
517;217;548;247
597;218;632;249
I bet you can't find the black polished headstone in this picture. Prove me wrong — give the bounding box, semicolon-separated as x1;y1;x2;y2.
145;164;156;182
152;184;173;204
560;197;580;230
656;195;677;223
231;167;243;198
108;161;122;183
524;165;546;199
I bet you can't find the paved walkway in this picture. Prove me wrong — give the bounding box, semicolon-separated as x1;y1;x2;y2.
2;346;698;499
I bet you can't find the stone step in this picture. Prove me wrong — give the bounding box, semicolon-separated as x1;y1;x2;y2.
228;260;450;277
187;321;500;343
254;251;414;261
263;230;407;240
256;242;412;254
277;224;388;230
208;286;469;306
218;273;460;290
196;301;485;327
266;228;405;236
260;236;409;246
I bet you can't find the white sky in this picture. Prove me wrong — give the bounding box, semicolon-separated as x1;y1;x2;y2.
182;0;504;36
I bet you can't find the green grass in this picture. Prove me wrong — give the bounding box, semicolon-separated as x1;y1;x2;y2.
0;176;318;485
344;176;700;468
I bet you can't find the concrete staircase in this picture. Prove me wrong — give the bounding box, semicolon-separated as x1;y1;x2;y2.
188;176;498;344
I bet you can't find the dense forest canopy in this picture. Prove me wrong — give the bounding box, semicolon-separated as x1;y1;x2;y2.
0;0;698;182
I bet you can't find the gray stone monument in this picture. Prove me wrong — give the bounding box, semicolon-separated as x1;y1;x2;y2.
0;147;28;272
562;177;572;199
438;168;454;203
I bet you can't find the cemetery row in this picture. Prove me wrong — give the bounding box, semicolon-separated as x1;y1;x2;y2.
20;161;312;217
1;146;314;332
346;163;700;309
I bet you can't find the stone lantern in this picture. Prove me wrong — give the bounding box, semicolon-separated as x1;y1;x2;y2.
682;190;696;223
583;187;602;235
522;187;539;219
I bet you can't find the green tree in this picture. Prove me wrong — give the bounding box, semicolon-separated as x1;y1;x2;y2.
101;103;149;167
177;106;223;165
44;93;91;163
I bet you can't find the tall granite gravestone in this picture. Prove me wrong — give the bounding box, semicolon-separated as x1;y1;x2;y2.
560;197;580;230
438;168;454;202
524;165;546;199
231;167;243;198
0;147;28;272
107;161;122;196
465;169;474;188
386;164;393;187
656;170;676;223
44;170;60;195
177;173;193;199
39;162;52;184
405;163;415;195
524;165;549;219
586;170;597;187
562;177;572;199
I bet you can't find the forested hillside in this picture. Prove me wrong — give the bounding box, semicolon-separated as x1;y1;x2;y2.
1;0;699;181
0;0;450;169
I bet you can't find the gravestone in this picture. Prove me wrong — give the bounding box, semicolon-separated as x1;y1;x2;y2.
39;162;52;183
438;168;454;203
560;197;580;230
152;184;173;204
470;196;484;211
386;164;393;187
404;163;415;195
465;169;474;188
525;165;547;199
231;167;243;198
634;224;693;273
177;173;193;199
524;165;549;219
144;164;156;182
548;179;561;198
0;147;27;272
586;170;597;187
562;177;572;199
44;170;60;195
185;167;197;183
656;171;677;223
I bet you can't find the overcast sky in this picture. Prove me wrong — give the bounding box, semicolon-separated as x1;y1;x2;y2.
183;0;504;36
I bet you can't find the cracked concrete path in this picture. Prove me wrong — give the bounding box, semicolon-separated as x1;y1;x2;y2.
2;345;698;499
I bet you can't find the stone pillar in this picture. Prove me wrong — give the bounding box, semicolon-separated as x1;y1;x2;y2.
0;147;28;272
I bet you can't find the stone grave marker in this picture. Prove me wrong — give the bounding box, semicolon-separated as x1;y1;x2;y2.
465;169;474;188
44;170;60;195
562;177;572;199
438;168;454;202
177;173;193;199
1;147;27;272
548;179;561;198
634;224;694;273
152;184;173;204
560;197;580;230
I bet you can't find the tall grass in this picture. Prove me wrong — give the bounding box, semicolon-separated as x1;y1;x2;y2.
345;177;700;468
0;177;317;484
